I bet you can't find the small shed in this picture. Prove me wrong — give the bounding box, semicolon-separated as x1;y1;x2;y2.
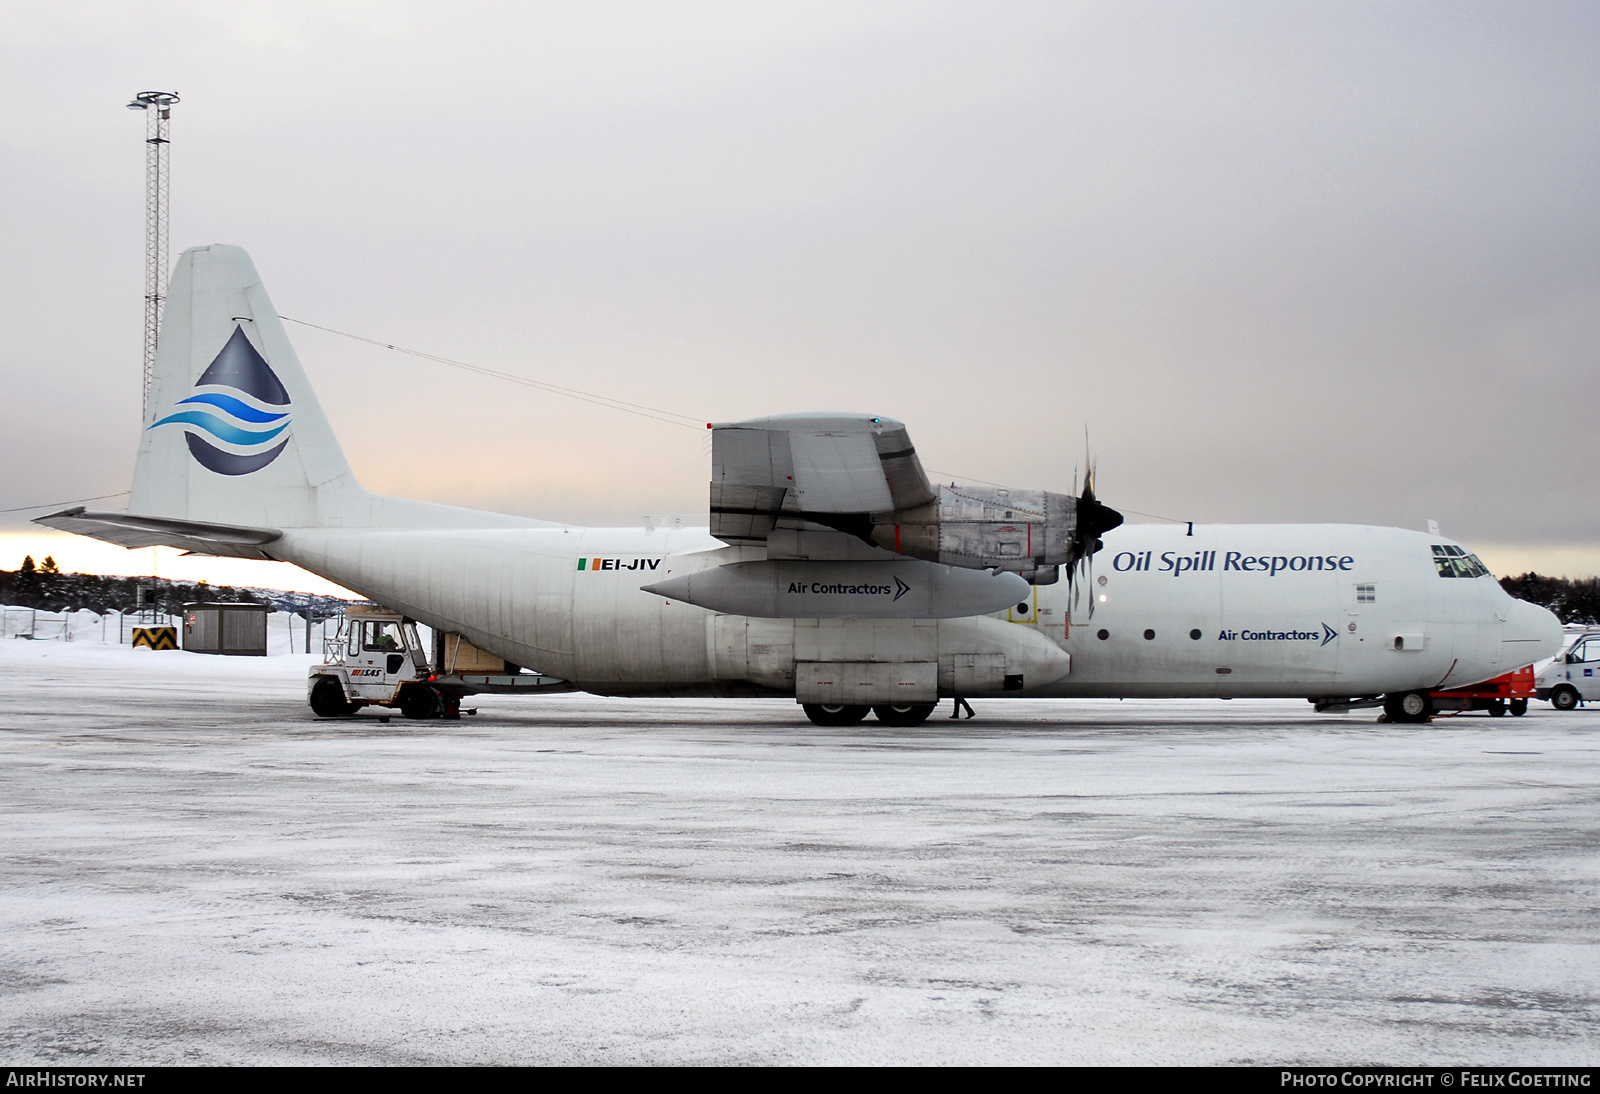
182;602;269;656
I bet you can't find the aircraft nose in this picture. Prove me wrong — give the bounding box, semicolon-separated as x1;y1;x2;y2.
1503;597;1563;665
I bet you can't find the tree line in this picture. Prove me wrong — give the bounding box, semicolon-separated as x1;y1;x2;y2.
1;556;351;618
1497;573;1600;626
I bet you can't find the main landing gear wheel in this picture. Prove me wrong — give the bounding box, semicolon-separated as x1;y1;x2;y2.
1550;686;1580;712
802;703;870;727
872;702;936;727
1509;698;1528;717
1383;690;1432;724
310;676;356;718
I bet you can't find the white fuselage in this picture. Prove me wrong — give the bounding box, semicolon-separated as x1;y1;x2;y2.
277;521;1561;701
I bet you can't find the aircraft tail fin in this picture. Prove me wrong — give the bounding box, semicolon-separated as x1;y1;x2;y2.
52;244;555;552
128;244;361;530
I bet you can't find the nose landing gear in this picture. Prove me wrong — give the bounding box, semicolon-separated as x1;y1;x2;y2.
1383;690;1433;724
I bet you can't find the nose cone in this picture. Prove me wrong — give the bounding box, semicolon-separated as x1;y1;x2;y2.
1504;597;1564;665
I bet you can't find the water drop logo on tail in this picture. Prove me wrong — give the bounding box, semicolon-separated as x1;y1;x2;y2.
148;326;292;475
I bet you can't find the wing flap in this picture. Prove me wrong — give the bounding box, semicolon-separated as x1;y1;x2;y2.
709;483;788;545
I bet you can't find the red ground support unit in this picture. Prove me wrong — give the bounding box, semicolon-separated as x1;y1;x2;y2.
1431;665;1536;715
1437;665;1536;701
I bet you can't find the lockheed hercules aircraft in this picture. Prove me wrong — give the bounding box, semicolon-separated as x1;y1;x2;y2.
40;245;1563;726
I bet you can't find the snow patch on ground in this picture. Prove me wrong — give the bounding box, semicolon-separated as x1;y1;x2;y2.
1;642;1596;1063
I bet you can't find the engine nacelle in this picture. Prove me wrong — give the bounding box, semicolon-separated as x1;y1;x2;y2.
867;484;1101;582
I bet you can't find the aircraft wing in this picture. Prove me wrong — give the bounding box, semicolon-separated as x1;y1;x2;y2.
33;507;283;560
709;413;936;547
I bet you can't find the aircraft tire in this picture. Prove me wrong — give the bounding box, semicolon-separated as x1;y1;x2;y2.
1487;699;1506;717
872;702;936;727
310;676;356;718
802;703;870;727
1509;698;1528;717
399;685;441;720
1550;686;1580;712
1384;691;1432;724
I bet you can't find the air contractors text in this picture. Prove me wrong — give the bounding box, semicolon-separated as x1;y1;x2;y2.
1113;550;1355;577
788;575;911;600
788;583;891;595
577;558;662;572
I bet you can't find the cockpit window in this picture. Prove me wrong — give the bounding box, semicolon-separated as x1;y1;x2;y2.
1432;544;1490;578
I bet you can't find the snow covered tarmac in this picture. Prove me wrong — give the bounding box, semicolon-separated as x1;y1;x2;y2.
2;643;1596;1064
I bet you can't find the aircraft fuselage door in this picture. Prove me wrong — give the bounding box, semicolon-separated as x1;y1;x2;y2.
1336;578;1376;681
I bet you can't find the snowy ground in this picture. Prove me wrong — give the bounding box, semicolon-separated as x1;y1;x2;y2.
1;640;1596;1065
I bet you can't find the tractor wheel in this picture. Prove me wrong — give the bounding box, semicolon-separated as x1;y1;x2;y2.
399;685;441;720
310;676;356;718
802;703;870;727
1509;698;1528;717
1487;699;1506;717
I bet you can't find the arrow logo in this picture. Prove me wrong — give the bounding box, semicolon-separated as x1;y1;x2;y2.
893;576;911;601
1321;622;1339;646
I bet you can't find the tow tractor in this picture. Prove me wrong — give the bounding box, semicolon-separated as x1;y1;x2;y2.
308;604;570;719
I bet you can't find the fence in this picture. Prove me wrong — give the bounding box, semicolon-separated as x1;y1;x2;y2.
0;605;340;655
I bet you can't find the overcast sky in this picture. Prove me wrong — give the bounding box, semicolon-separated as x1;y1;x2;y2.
4;2;1598;582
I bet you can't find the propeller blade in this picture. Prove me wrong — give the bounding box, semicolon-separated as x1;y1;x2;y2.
1068;430;1122;614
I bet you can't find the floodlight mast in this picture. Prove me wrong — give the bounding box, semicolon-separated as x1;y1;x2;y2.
126;91;179;423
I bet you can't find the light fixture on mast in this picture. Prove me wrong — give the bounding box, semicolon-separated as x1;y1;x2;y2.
126;91;179;423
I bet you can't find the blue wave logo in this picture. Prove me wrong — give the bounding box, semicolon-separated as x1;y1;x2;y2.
149;326;292;475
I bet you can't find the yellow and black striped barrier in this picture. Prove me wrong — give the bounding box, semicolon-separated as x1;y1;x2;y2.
131;626;179;651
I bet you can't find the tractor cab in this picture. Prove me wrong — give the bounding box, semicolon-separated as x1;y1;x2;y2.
340;609;429;701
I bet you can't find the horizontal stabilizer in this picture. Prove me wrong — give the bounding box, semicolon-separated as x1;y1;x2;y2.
33;507;283;560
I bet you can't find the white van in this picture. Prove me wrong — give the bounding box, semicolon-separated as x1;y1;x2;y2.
1536;628;1600;710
